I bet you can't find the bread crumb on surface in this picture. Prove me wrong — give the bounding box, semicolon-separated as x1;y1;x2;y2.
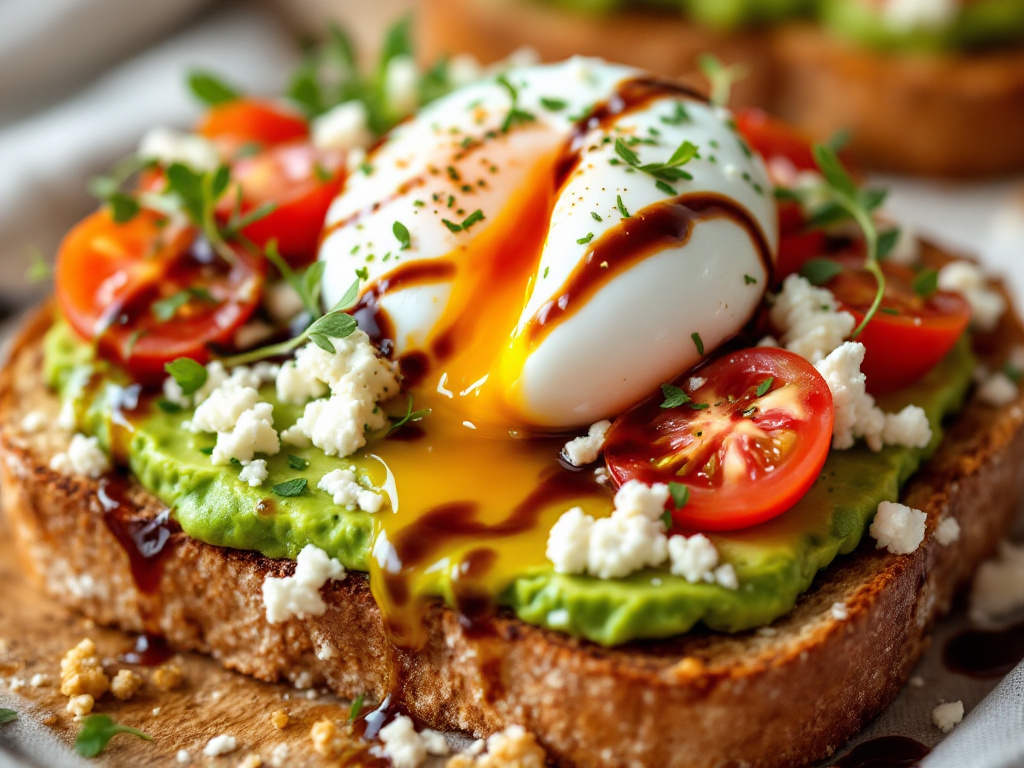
110;669;143;701
446;725;547;768
67;694;94;717
977;371;1018;407
910;676;925;688
203;734;238;757
240;755;262;768
266;743;291;768
29;673;48;687
310;719;345;758
271;709;290;730
42;714;58;726
60;639;109;699
932;701;965;733
151;663;184;690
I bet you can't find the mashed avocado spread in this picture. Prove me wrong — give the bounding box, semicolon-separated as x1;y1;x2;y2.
45;319;973;646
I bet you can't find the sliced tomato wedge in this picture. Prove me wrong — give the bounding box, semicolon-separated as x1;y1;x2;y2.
197;98;309;150
736;107;818;174
55;209;265;381
605;348;834;531
825;258;972;394
227;142;346;265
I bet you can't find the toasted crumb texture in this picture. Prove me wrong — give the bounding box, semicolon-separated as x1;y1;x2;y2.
310;720;344;758
110;669;143;701
59;639;109;699
446;725;546;768
66;693;94;717
151;664;183;691
270;709;290;730
240;755;263;768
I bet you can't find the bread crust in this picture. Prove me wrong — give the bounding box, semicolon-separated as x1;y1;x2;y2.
416;0;1024;177
3;302;1024;768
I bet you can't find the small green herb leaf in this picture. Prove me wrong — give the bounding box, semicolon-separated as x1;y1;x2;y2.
74;715;151;758
387;394;431;436
756;377;774;397
308;311;357;341
697;54;748;107
187;71;241;106
744;274;757;285
461;209;485;231
691;332;704;356
799;258;844;286
108;192;140;223
164;358;207;396
668;482;690;510
590;211;603;222
0;709;17;724
273;478;308;497
441;218;462;233
616;194;630;218
156;400;182;414
877;228;901;261
393;221;411;250
660;384;690;409
287;454;309;470
577;233;594;245
540;97;567;111
660;102;690;126
349;693;366;723
912;268;939;299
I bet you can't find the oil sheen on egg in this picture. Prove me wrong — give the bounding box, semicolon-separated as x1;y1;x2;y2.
319;58;778;429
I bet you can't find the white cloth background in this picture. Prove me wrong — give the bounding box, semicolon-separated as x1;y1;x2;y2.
0;2;1023;766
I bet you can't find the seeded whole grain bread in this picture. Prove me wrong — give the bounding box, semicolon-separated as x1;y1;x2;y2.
416;0;1024;177
2;300;1024;768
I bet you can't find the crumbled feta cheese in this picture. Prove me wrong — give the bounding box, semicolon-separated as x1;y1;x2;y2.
932;700;964;734
770;274;855;364
586;514;669;579
977;371;1018;407
378;715;428;768
815;342;932;451
276;361;328;405
910;676;925;688
318;468;384;512
203;734;238;757
49;434;110;479
938;260;1006;332
138;127;219;172
384;55;420;117
163;360;229;408
30;673;48;687
448;53;483;87
870;501;926;554
239;459;269;488
688;376;706;391
562;420;611;467
176;750;191;764
312;100;373;152
969;542;1024;624
713;563;738;590
57;400;77;431
612;480;670;520
262;544;346;624
593;466;610;485
422;730;450;756
667;534;719;584
292;331;399;397
226;362;281;391
20;411;46;433
830;602;849;621
211;403;279;465
189;383;261;434
546;507;593;575
934;517;960;546
883;0;958;32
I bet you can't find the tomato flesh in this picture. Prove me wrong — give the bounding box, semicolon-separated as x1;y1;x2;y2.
55;209;265;381
605;348;834;531
197;98;309;150
826;258;971;394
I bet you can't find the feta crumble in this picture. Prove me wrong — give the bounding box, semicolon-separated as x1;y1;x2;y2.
815;342;931;451
969;542;1024;624
932;700;964;734
870;501;926;555
830;602;849;621
934;517;960;546
378;715;449;768
20;410;46;433
770;274;855;364
189;383;261;434
239;459;269;488
138;127;219;172
562;420;611;467
276;361;328;405
938;260;1006;332
318;468;384;512
977;371;1018;407
49;434;110;479
203;734;238;757
211;403;279;465
311;100;373;152
667;534;719;584
262;544;346;624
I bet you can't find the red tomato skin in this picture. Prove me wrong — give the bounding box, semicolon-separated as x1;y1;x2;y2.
197;99;308;147
735;107;818;172
604;348;834;532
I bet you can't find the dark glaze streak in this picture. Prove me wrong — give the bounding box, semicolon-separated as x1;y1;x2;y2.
119;633;173;666
554;77;707;191
832;736;931;768
525;193;773;346
320;175;428;242
944;620;1024;678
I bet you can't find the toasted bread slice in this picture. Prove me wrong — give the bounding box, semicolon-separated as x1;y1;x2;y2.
416;0;1024;177
2;298;1023;768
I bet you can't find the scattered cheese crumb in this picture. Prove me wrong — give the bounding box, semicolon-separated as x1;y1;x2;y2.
934;518;961;546
151;663;184;691
977;371;1018;407
318;468;384;512
267;743;291;768
239;459;269;488
312;101;374;152
67;694;94;717
884;222;920;266
378;715;449;768
561;420;611;467
593;466;610;485
969;542;1024;624
8;678;25;691
932;701;965;734
310;720;344;758
446;725;546;768
110;669;143;701
271;709;290;730
152;708;161;716
211;403;280;465
262;544;346;624
189;383;261;434
910;676;925;688
276;361;328;405
203;734;238;757
830;602;849;621
138;127;219;172
770;274;855;364
938;260;1006;332
240;755;262;768
20;411;46;433
667;534;719;585
815;342;932;451
176;749;191;764
60;638;109;699
29;673;48;688
870;501;927;555
49;434;111;479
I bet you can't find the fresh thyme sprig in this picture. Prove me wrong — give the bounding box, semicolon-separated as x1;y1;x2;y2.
613;137;700;191
697;54;748;108
386;394;431;436
496;74;536;134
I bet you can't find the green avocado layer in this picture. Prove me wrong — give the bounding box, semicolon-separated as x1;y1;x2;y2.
45;321;973;646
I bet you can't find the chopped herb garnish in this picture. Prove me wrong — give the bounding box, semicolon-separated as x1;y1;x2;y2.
691;332;704;356
912;268;939;299
688;401;710;410
273;478;308;497
461;209;485;230
660;384;690;409
877;228;901;261
124;328;146;356
616;194;630;218
741;405;757;418
164;358;207;396
496;74;536;133
199;447;214;455
393;221;411;250
668;482;690;510
697;54;748;108
287;454;309;470
156;399;182;414
349;693;366;722
441;218;462;233
540;97;567;111
74;715;151;758
0;709;17;724
756;377;774;397
880;307;900;316
655;180;676;195
387;394;431;436
591;211;602;222
744;274;757;285
152;287;215;322
187;71;241;106
613;137;698;186
661;102;690;126
799;258;844;286
355;266;369;281
577;233;594;245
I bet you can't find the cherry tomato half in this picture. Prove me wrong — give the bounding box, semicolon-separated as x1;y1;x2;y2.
825;258;971;394
227;142;346;266
197;98;309;150
605;348;834;531
55;209;265;381
735;107;818;174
